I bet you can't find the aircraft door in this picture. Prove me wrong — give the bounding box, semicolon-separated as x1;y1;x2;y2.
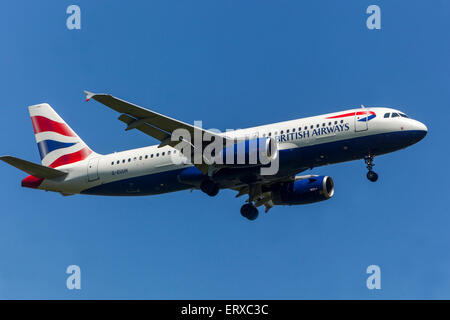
355;110;369;132
87;157;100;182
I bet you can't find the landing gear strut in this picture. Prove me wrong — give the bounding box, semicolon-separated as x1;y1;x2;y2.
364;155;378;182
240;203;259;221
200;180;219;197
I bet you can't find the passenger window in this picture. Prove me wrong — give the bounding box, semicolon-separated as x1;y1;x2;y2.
392;113;399;117
151;154;154;158
340;120;344;124
145;155;148;159
286;129;289;133
316;124;319;128
268;132;272;136
139;156;142;160
122;160;125;163
133;157;137;161
116;160;120;164
328;122;331;126
173;150;177;154
111;162;114;166
334;121;337;125
156;153;159;157
304;126;307;130
310;125;313;129
162;152;165;156
292;128;295;132
384;113;390;118
128;158;131;162
280;130;284;134
322;123;325;127
168;151;171;155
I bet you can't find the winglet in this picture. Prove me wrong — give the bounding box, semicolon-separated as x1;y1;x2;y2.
84;90;96;102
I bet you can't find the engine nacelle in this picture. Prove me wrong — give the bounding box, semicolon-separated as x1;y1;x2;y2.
210;137;277;168
272;176;334;205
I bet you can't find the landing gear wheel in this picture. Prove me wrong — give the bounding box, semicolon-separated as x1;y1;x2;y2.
240;203;259;221
364;155;378;182
200;180;219;197
367;170;378;182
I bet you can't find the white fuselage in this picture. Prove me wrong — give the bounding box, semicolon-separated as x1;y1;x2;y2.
36;107;427;196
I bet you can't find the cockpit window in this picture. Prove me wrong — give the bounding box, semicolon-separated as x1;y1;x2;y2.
384;113;390;118
391;113;399;117
399;113;408;118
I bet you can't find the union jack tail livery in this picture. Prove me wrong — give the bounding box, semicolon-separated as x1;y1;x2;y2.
29;103;97;168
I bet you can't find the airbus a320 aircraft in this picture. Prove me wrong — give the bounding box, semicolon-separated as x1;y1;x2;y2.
1;91;427;220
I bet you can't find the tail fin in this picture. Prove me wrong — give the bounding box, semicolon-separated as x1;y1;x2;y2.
29;103;98;168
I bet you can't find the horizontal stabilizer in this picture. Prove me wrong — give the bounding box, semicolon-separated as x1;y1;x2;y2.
0;155;67;179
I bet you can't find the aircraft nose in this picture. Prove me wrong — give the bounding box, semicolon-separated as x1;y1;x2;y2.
419;121;427;132
416;121;427;139
409;120;427;143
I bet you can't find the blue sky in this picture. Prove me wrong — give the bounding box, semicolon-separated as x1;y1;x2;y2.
0;0;448;299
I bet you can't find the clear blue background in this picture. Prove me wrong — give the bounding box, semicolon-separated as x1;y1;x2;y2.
0;0;447;299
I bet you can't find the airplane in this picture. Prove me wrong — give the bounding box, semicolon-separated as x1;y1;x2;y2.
0;91;427;220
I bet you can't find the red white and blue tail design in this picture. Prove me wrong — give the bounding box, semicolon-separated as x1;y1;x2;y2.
29;103;98;168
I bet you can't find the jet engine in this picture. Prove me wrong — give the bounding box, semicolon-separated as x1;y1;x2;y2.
271;175;334;205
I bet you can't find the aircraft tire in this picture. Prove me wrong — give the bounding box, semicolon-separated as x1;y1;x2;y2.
240;203;259;221
367;171;378;182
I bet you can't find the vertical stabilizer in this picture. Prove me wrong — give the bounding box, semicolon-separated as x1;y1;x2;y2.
29;103;98;168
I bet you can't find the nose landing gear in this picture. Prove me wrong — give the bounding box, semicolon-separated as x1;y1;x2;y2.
364;155;378;182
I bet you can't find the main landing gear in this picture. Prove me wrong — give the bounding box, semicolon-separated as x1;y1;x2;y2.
240;203;259;221
200;180;219;197
240;184;261;221
364;155;378;182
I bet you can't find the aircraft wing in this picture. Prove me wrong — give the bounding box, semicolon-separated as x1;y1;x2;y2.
84;90;226;146
84;90;230;173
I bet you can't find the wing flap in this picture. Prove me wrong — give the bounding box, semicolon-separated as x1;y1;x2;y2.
117;114;171;142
